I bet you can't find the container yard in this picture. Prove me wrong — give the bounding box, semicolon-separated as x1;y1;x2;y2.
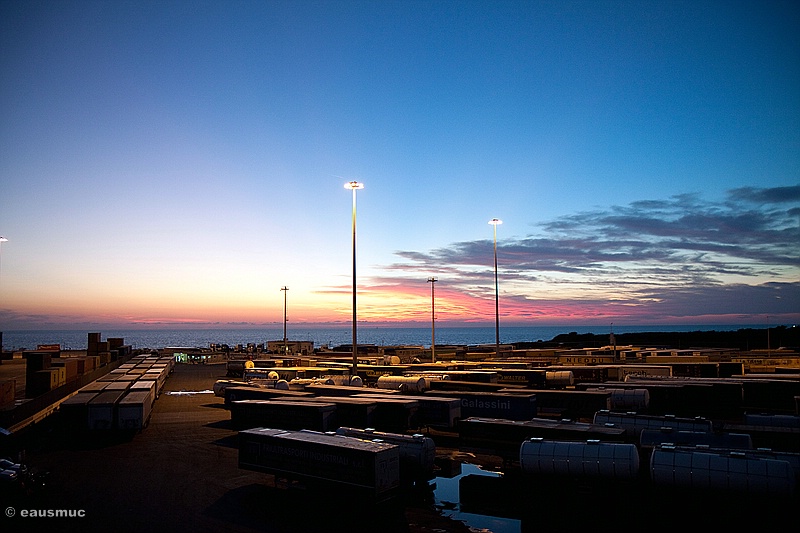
1;334;799;533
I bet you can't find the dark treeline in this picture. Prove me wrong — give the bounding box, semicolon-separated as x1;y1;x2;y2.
514;326;799;351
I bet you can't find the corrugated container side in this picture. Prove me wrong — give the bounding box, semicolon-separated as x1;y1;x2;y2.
520;439;640;479
238;428;400;496
650;446;795;495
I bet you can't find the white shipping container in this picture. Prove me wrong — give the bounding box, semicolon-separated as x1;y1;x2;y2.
117;390;154;430
130;380;158;404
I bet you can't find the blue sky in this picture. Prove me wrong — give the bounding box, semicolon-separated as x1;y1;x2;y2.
0;0;798;329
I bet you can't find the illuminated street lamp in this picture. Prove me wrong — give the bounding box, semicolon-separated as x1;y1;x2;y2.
345;181;364;380
281;286;289;355
488;219;502;358
427;277;437;363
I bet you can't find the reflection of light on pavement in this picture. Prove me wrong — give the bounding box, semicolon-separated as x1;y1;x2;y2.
433;464;521;533
166;390;215;395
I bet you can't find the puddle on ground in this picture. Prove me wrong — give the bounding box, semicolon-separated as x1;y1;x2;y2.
432;463;521;533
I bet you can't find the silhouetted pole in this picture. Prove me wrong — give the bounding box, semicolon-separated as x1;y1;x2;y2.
489;219;502;358
0;236;6;356
345;181;364;380
281;286;288;355
428;277;437;363
611;322;617;361
767;316;771;357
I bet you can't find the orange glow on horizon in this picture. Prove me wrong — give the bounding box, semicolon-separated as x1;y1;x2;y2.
5;276;797;329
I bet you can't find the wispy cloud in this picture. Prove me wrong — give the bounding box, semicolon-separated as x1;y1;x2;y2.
376;186;800;324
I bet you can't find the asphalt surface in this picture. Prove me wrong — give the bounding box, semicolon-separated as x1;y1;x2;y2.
4;360;798;533
2;362;472;533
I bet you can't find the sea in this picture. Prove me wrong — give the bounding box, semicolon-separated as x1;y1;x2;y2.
0;324;768;351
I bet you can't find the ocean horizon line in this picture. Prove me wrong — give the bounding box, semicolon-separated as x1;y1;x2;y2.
0;319;782;332
1;323;784;351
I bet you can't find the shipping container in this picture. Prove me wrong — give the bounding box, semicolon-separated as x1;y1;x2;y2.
505;389;609;420
611;364;673;380
743;413;800;429
458;416;627;461
26;369;59;397
58;392;98;430
438;370;499;383
547;365;610;383
238;427;400;501
427;379;519;393
103;380;132;392
224;386;313;408
593;410;714;440
229;399;337;431
117;390;154;431
485;369;548;389
296;383;371;397
421;390;536;421
78;380;109;394
130;380;158;404
372;393;461;429
721;422;800;452
84;356;100;372
23;351;52;373
741;378;800;413
87;389;127;430
350;395;421;432
270;395;378;429
639;428;753;452
625;376;746;418
0;380;15;409
579;381;688;416
51;358;80;383
333;427;436;482
144;367;169;390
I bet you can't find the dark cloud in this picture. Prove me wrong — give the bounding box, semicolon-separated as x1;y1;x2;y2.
728;185;800;204
383;185;800;322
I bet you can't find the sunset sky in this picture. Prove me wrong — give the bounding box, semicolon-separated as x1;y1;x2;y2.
1;1;798;330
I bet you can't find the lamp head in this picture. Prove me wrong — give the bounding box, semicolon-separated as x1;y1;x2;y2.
488;218;502;226
344;181;364;190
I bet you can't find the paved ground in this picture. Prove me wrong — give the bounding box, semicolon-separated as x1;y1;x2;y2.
1;362;473;533
3;360;798;533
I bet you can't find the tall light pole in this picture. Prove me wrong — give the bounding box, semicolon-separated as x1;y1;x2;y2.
766;315;771;357
280;286;289;356
488;218;502;358
427;277;437;363
345;181;364;380
0;236;6;357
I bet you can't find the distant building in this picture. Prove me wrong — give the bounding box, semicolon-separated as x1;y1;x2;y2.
266;340;314;356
